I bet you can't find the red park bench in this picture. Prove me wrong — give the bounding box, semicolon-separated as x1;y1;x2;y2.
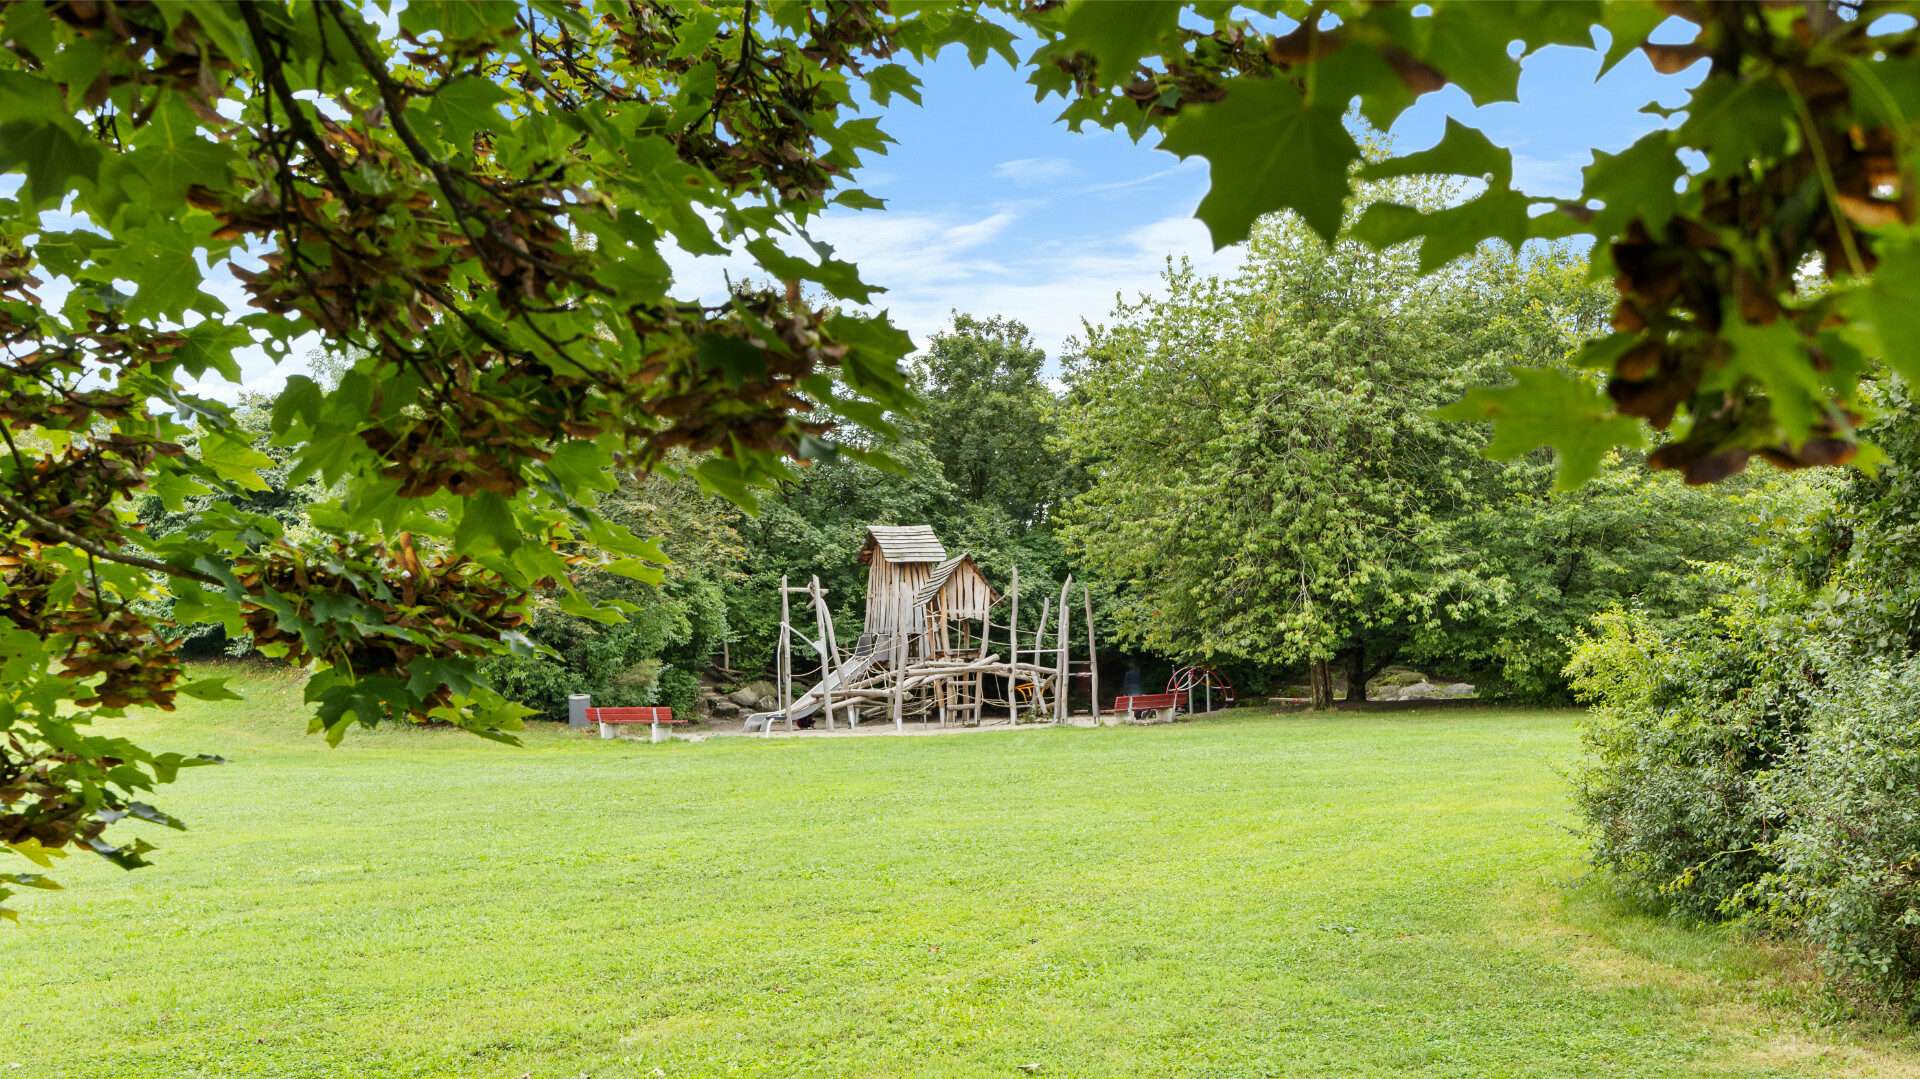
1111;691;1187;724
586;706;685;742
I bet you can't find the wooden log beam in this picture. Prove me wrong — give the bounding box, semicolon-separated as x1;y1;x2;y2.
1009;565;1020;726
1032;596;1052;716
892;589;908;732
1055;573;1072;724
778;574;792;718
1084;583;1099;726
810;576;835;731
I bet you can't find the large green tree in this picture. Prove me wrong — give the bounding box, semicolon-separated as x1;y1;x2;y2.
1058;214;1763;706
909;314;1076;528
1058;207;1508;706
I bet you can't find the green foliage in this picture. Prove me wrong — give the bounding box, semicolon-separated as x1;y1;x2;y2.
1565;598;1816;920
1157;75;1357;244
1438;369;1647;490
1567;382;1920;1009
483;467;742;722
1055;200;1749;700
908;315;1080;528
1764;657;1920;1011
1057;204;1495;674
1434;461;1766;702
134;394;329;658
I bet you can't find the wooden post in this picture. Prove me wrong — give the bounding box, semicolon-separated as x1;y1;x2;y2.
891;589;907;732
811;577;835;731
1083;583;1098;726
1008;565;1020;726
778;575;792;715
819;575;841;673
1055;575;1072;724
1032;597;1052;717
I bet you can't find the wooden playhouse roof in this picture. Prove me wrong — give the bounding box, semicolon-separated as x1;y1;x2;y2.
912;554;997;610
860;524;948;565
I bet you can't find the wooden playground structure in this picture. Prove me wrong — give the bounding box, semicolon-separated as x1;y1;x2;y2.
745;525;1100;733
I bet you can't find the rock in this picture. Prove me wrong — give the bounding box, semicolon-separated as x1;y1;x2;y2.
1441;682;1475;698
1368;667;1428;696
729;680;777;709
1396;681;1441;700
708;698;741;716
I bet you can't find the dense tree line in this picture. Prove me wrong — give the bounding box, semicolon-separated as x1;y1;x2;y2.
155;216;1775;723
507;230;1771;713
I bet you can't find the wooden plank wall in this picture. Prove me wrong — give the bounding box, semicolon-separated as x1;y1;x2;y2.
865;554;932;634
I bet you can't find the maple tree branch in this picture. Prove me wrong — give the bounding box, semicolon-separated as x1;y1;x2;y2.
0;490;223;588
238;3;356;196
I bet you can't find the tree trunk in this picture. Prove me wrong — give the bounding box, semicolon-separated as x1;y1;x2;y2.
1309;658;1334;710
1341;645;1367;707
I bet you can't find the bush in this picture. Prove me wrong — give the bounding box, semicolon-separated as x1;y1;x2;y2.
1565;382;1920;1010
1565;604;1810;918
481;576;731;722
1762;658;1920;1012
655;665;703;717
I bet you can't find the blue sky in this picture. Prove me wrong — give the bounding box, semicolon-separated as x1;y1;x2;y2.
673;25;1704;364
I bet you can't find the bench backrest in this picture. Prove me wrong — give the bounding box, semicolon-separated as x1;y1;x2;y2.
586;706;678;723
1113;692;1186;711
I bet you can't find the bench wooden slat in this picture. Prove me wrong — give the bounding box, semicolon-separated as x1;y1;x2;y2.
1112;692;1185;711
585;706;683;725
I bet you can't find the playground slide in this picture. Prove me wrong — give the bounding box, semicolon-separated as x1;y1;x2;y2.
743;648;884;732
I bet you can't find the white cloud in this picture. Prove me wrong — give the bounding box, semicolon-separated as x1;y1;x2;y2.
991;157;1080;187
813;208;1242;361
1077;157;1204;195
1510;152;1587;199
937;210;1017;249
666;203;1247;367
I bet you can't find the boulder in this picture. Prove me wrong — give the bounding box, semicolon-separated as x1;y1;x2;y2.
1368;667;1427;695
1396;681;1441;700
1441;682;1476;698
729;680;777;709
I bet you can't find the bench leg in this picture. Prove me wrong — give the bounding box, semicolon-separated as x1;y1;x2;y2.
599;721;614;740
651;721;667;744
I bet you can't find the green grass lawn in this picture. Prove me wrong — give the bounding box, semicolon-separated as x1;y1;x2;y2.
7;665;1918;1078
